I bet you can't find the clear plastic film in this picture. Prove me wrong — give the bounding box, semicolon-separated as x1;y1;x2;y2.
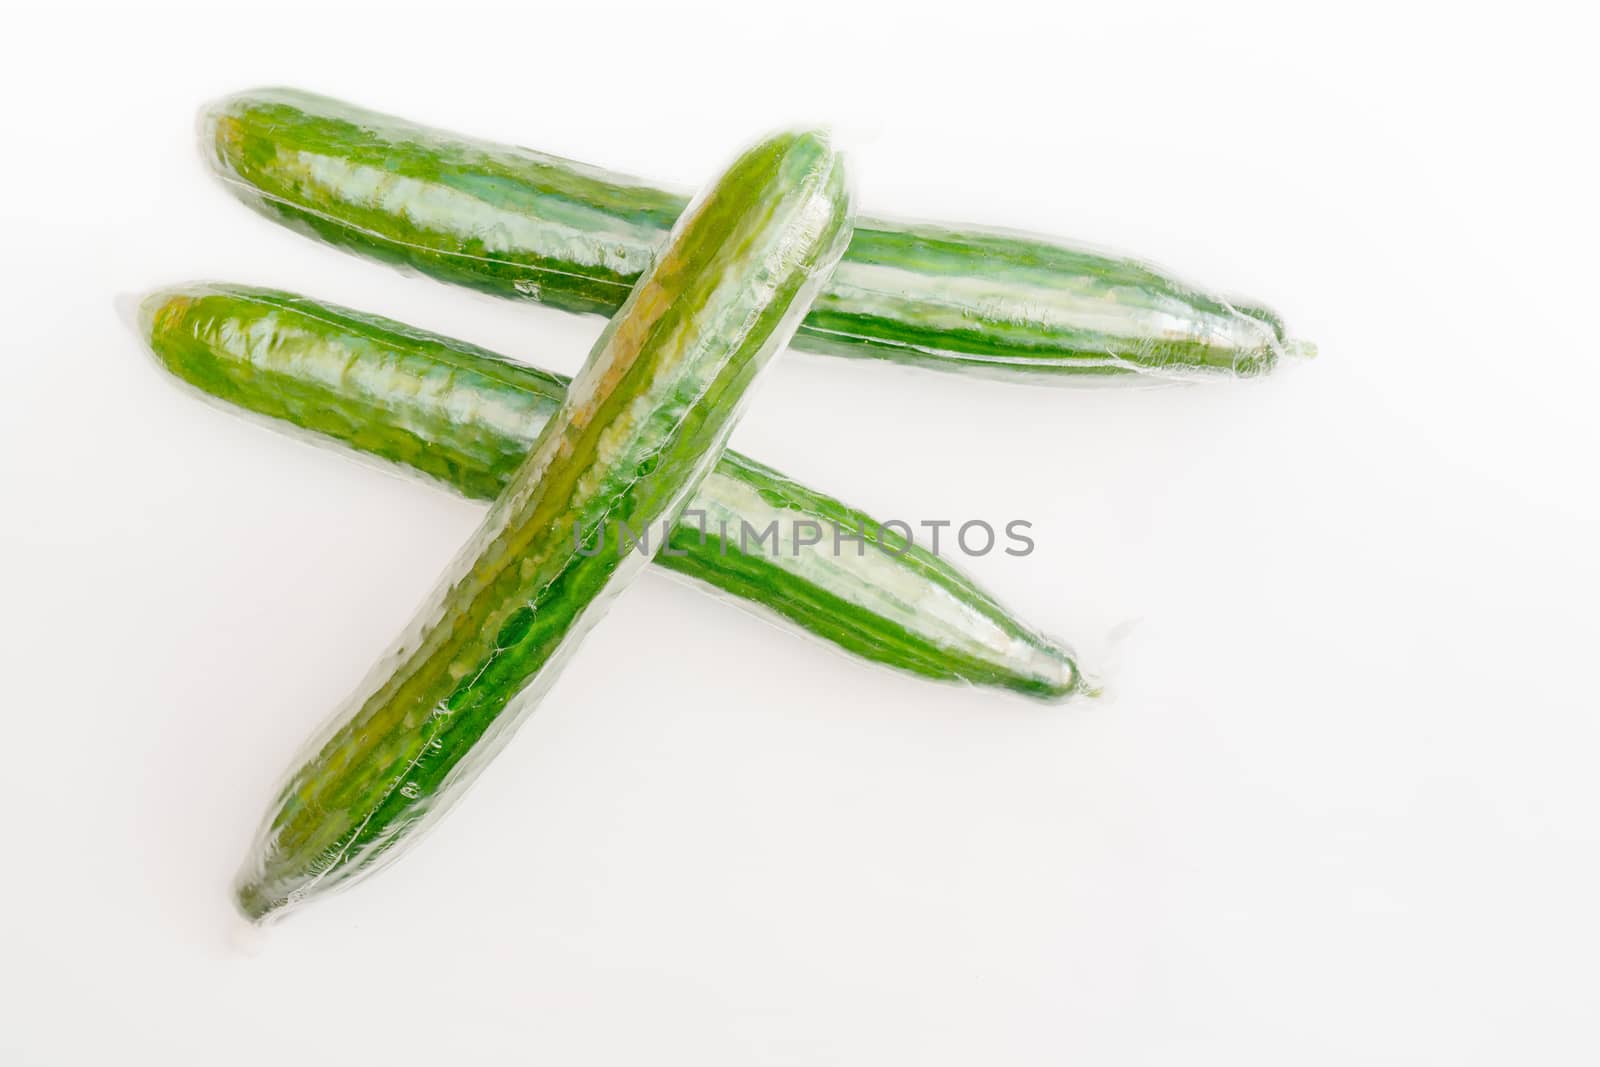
138;284;1087;706
225;128;854;922
202;87;1313;385
140;81;1325;926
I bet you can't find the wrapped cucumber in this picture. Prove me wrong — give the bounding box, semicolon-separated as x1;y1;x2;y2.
204;88;1311;383
143;285;1085;702
234;129;852;920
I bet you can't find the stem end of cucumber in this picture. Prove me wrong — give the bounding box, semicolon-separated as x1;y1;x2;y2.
1020;640;1097;703
234;876;288;925
133;289;176;340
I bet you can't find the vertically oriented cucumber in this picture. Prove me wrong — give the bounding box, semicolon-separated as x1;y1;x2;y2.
142;284;1085;701
234;130;854;921
204;88;1311;383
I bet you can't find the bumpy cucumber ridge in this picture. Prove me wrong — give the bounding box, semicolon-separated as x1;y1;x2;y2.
143;284;1083;702
232;131;853;920
204;88;1304;382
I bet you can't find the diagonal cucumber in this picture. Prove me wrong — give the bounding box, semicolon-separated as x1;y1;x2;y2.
233;129;853;920
143;285;1084;703
203;87;1311;383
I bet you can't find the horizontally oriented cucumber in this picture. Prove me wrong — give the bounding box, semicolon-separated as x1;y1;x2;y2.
234;130;853;921
143;284;1084;701
203;88;1312;383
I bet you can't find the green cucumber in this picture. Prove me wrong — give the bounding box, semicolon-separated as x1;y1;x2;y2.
204;87;1312;383
234;130;853;921
143;284;1084;703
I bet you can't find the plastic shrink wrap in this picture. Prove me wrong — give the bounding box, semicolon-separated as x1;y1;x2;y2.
204;88;1312;384
230;129;853;921
141;285;1085;704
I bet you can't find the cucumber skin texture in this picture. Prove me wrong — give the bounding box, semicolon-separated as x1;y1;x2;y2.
232;131;854;921
204;88;1302;382
143;284;1082;703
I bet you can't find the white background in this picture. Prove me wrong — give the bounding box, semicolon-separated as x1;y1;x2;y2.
3;2;1596;1063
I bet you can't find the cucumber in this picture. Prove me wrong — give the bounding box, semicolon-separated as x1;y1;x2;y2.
233;130;853;921
143;284;1084;702
204;88;1312;383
